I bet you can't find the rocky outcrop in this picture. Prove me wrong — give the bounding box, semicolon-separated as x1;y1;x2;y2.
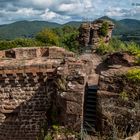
97;67;140;139
79;19;114;50
104;52;136;66
123;132;140;140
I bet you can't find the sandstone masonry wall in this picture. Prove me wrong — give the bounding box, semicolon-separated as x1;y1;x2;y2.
0;47;86;140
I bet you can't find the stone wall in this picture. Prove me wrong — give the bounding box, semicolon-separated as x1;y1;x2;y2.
0;47;86;140
0;67;55;140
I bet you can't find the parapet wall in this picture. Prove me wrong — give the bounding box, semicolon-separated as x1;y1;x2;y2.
1;46;74;59
0;47;86;140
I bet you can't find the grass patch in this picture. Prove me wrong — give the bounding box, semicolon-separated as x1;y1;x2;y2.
125;68;140;82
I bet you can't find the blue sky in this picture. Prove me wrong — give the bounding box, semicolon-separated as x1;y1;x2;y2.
0;0;140;24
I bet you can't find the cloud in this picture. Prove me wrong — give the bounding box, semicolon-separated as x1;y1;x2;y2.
105;6;140;19
0;0;140;24
41;9;71;23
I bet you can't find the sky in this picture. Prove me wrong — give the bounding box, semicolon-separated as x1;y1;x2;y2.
0;0;140;24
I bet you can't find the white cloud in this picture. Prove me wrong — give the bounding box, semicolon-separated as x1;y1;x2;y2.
16;8;40;16
0;0;140;24
41;9;71;23
105;6;140;19
105;7;126;17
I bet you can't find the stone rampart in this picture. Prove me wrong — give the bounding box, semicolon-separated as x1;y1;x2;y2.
0;47;86;140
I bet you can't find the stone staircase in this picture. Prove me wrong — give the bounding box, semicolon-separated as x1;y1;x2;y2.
83;85;97;133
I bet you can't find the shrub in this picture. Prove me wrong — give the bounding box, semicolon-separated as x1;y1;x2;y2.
96;37;140;56
62;32;79;52
0;38;45;50
96;39;114;55
125;68;140;82
126;42;140;55
99;21;109;37
119;91;129;101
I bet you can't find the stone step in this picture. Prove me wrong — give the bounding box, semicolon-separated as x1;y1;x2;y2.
84;123;95;129
84;114;96;119
85;108;96;112
88;86;98;90
85;112;96;116
86;102;96;107
87;95;97;99
87;90;97;94
86;99;97;104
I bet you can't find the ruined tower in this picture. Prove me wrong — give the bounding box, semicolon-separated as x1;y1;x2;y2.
79;19;114;50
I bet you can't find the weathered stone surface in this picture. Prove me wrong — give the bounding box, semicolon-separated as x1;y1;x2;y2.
123;132;140;140
0;46;86;140
104;52;136;66
79;19;114;49
98;67;140;139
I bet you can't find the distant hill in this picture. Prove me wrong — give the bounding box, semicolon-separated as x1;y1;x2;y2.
0;20;61;40
0;17;140;40
64;21;82;27
99;16;140;35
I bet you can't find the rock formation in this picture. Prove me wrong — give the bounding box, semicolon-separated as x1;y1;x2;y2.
79;19;114;50
97;55;140;139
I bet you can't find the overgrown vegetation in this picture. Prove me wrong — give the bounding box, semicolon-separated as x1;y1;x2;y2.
99;21;109;37
125;68;140;82
0;25;79;52
0;38;45;50
52;25;79;52
96;37;140;56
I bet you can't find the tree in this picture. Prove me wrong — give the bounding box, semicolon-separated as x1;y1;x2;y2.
62;32;79;52
36;28;59;46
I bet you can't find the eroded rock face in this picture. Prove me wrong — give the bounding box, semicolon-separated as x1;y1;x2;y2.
104;52;136;66
79;19;114;49
123;132;140;140
98;67;140;139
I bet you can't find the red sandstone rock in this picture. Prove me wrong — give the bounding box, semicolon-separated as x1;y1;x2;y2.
79;19;114;48
0;46;86;140
104;52;136;66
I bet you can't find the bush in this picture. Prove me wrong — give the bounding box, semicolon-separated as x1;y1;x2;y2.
99;21;109;37
96;39;114;55
126;42;140;55
125;68;140;82
96;37;140;55
53;26;80;52
62;32;79;52
0;38;45;50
